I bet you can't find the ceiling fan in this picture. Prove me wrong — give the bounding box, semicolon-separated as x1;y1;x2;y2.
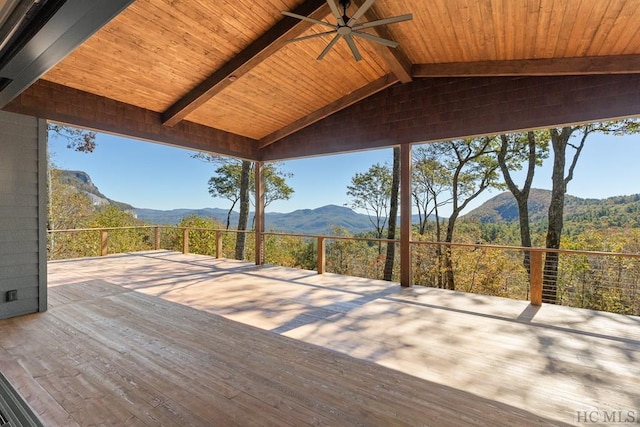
282;0;412;61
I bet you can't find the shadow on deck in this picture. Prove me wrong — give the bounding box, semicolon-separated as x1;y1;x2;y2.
1;250;639;425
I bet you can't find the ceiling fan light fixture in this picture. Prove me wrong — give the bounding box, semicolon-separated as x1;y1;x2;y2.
282;0;412;62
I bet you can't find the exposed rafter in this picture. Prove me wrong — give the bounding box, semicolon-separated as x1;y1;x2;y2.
351;0;412;83
259;73;398;148
412;55;640;77
161;0;330;127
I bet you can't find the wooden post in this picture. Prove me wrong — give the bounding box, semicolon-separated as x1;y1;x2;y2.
100;230;108;256
317;236;326;274
154;226;160;250
255;161;265;265
182;228;189;254
400;144;412;287
530;250;543;306
216;231;223;258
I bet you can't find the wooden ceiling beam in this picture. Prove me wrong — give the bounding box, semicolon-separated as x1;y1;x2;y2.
161;0;330;127
259;73;398;148
352;0;412;83
6;80;258;160
260;74;640;161
412;55;640;77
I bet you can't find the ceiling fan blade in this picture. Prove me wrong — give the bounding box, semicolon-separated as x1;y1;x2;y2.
345;34;363;61
318;34;342;60
326;0;345;25
352;14;413;30
347;0;376;26
282;11;335;29
289;30;337;43
352;31;399;48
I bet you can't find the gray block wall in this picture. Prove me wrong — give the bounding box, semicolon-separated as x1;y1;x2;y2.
0;110;47;319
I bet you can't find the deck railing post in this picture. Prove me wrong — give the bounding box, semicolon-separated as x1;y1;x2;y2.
182;228;189;254
100;230;108;256
216;231;223;258
530;250;543;306
154;226;160;250
317;236;326;274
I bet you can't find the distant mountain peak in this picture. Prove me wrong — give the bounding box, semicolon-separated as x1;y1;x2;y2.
56;169;134;212
464;188;640;224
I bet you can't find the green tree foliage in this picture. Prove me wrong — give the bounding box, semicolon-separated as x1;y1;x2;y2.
346;162;391;252
199;154;294;259
418;138;504;290
48;166;150;259
48;168;94;231
412;146;451;238
48;167;96;259
164;215;225;256
208;163;242;229
87;206;152;255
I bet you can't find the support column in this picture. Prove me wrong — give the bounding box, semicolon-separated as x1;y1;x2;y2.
255;161;265;265
400;144;412;287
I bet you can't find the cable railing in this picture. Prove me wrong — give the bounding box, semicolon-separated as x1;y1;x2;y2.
47;226;640;315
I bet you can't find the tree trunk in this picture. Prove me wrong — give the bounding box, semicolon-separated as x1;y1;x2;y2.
225;199;237;230
516;197;532;273
544;129;569;303
497;132;536;275
235;160;251;260
384;147;400;281
434;204;443;288
442;212;459;290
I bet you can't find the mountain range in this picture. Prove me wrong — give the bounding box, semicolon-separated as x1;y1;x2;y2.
465;188;640;228
60;168;640;234
135;205;378;234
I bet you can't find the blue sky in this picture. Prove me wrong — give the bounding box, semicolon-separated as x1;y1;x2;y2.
48;130;640;216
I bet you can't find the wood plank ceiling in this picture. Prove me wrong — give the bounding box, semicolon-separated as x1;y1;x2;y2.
38;0;640;152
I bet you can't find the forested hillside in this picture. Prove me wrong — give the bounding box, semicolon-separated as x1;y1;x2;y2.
465;188;640;230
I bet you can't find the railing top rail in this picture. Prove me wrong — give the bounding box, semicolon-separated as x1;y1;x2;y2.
48;226;159;232
262;231;399;243
411;240;640;259
48;226;640;259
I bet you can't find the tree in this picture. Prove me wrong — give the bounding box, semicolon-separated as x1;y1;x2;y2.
198;154;294;260
235;160;251;260
543;120;640;303
428;138;504;290
47;167;96;259
412;146;452;238
208;163;242;229
48;124;97;153
497;131;549;273
346;162;392;254
383;148;400;281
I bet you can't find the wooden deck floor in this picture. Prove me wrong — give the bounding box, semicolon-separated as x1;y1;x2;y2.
1;251;639;426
